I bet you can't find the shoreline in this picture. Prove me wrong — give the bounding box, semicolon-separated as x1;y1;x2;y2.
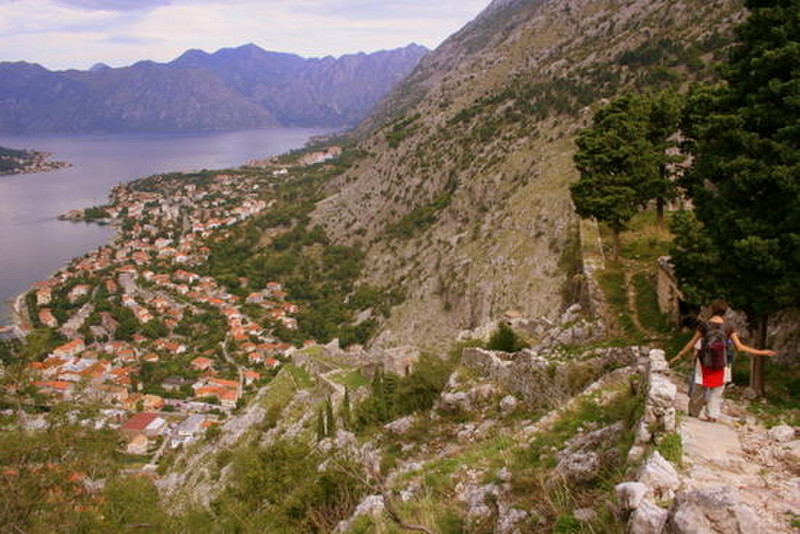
0;149;71;177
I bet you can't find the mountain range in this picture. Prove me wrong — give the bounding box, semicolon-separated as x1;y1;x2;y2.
0;43;428;134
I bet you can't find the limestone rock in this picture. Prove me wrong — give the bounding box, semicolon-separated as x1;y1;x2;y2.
384;416;415;435
456;481;501;519
776;440;800;473
496;505;528;534
556;450;600;483
616;481;649;511
496;466;512;482
334;494;385;533
767;424;796;443
500;395;519;416
438;391;471;412
638;451;680;500
573;507;597;522
556;422;623;483
630;499;668;534
671;487;762;534
649;374;677;409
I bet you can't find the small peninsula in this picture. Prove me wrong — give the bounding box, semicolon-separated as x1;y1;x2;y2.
0;145;70;175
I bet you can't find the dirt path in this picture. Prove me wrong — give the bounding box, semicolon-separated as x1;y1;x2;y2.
622;267;665;342
623;270;648;336
672;376;799;533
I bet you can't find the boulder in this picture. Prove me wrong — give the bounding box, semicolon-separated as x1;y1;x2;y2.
556;422;624;483
671;487;762;534
556;450;600;483
616;481;649;511
767;424;796;443
438;391;471;412
638;451;680;500
630;499;668;534
384;416;415;435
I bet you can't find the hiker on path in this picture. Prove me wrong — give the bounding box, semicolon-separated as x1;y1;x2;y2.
669;299;776;422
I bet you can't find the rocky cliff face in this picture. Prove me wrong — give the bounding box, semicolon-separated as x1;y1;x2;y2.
0;44;428;134
312;0;744;349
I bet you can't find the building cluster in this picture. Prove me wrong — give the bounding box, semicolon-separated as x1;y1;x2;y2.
17;171;316;456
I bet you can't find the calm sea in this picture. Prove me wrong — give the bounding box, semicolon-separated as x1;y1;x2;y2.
0;128;331;325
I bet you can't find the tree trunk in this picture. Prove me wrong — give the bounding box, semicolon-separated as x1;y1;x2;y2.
749;315;768;397
656;197;665;229
612;228;621;262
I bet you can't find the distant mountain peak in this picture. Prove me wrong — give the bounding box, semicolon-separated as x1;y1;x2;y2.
89;62;111;72
236;43;265;53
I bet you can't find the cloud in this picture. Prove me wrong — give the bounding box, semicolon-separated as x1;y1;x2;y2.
53;0;171;11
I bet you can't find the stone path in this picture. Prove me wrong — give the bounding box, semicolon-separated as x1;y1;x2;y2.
674;379;799;533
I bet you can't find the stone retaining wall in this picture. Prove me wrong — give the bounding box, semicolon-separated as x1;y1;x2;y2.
461;346;641;409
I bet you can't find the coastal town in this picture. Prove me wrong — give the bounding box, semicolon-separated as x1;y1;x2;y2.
2;146;346;459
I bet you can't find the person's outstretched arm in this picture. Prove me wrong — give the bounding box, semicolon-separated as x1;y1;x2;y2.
730;332;777;357
670;331;702;365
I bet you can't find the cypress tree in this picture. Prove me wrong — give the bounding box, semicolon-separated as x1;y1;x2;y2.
325;397;336;437
316;408;326;442
340;387;352;430
571;92;681;258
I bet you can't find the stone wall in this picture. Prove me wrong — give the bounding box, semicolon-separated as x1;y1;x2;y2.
578;218;608;328
616;349;681;534
461;346;641;409
656;256;682;326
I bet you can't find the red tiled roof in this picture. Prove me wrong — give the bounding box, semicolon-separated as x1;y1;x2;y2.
121;412;161;431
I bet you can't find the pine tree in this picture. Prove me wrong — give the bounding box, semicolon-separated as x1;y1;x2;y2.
675;0;799;395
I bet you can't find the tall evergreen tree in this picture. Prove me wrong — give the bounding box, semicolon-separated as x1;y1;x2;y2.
371;370;388;422
571;92;681;258
340;387;352;430
675;0;799;395
640;91;683;227
316;407;326;442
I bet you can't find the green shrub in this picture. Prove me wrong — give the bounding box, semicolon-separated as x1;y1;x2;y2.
487;322;529;352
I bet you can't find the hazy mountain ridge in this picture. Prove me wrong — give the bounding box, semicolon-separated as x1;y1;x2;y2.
170;43;429;127
0;44;428;134
313;0;745;349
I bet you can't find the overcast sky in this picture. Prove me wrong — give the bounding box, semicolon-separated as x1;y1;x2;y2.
0;0;490;70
